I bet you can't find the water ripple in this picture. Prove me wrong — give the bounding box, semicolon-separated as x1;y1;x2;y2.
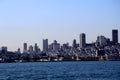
0;61;120;80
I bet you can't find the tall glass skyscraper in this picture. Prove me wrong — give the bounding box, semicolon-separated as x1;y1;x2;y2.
23;43;27;53
80;33;86;48
43;39;48;51
112;29;118;44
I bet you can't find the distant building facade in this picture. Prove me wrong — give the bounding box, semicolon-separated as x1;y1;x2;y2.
1;46;7;53
17;48;21;54
80;33;86;48
23;43;27;53
34;43;38;53
48;40;60;51
43;39;48;51
29;45;33;53
97;35;107;47
112;29;118;44
53;40;60;51
72;39;77;48
61;43;69;49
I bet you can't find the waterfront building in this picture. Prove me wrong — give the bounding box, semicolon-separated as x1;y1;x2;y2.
53;40;60;51
34;43;38;53
62;43;69;49
17;48;21;54
48;44;53;50
37;48;41;53
1;46;7;53
29;45;33;53
80;33;86;48
72;39;77;48
112;29;118;44
43;39;48;51
23;43;27;53
106;38;112;46
97;35;107;47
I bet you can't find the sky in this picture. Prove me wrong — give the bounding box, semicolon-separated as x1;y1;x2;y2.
0;0;120;51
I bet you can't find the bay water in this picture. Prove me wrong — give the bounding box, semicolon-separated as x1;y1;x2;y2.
0;61;120;80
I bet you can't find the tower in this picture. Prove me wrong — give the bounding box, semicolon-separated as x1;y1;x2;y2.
97;35;107;47
80;33;86;48
112;29;118;44
43;39;48;51
34;43;38;53
72;39;77;48
53;40;60;51
23;43;27;53
29;45;33;53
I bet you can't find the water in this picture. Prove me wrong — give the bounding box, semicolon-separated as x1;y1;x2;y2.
0;61;120;80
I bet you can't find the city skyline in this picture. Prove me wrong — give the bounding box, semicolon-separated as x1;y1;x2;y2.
0;0;120;51
0;29;119;52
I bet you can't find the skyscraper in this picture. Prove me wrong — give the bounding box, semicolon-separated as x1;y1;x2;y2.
97;35;107;47
34;43;38;53
23;43;27;53
80;33;86;48
72;39;77;48
112;29;118;44
43;39;48;51
53;40;60;51
29;45;33;53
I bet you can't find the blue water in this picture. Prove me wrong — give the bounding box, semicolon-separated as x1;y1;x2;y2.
0;61;120;80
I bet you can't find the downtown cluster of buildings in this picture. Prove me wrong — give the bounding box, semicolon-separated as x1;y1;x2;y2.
0;29;120;62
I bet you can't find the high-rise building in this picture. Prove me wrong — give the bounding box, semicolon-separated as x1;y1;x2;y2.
23;43;27;53
1;46;7;53
62;43;69;49
43;39;48;51
97;35;107;47
53;40;60;51
34;43;38;53
29;45;33;53
80;33;86;48
72;39;77;48
17;48;21;54
112;29;118;44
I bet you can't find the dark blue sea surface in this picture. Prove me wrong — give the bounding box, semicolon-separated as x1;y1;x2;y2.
0;61;120;80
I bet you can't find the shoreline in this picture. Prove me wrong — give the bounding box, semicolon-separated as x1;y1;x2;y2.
0;60;120;63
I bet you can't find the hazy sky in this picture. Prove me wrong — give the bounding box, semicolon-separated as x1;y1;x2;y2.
0;0;120;51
